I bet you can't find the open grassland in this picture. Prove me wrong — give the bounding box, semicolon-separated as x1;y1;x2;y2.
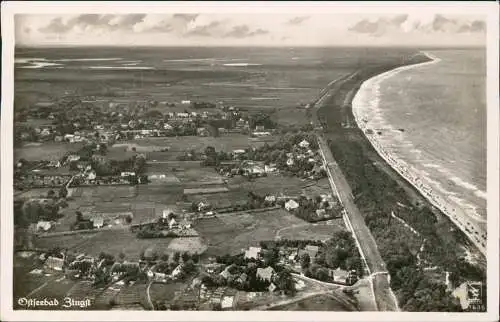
35;230;174;260
269;294;354;311
15;142;84;161
194;209;305;257
276;219;346;241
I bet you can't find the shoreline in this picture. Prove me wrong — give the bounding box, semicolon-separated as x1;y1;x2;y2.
350;52;486;256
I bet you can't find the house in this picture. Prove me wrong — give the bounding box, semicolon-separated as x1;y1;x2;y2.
255;125;265;131
268;283;277;293
181;100;191;105
171;264;183;279
265;195;276;203
298;140;310;149
153;272;168;283
87;171;96;181
163;123;174;130
285;200;299;211
36;221;52;232
66;155;81;163
233;149;246;155
48;160;61;168
264;165;277;173
244;247;262;260
198;201;210;212
331;268;349;284
316;209;326;217
177;112;190;118
91;216;104;229
257;266;275;282
286;158;294;166
219;267;233;280
221;296;234;309
168;218;178;229
45;256;65;271
197;127;210;137
121;171;136;177
236;273;248;285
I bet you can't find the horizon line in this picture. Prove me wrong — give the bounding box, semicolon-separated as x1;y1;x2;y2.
15;44;486;49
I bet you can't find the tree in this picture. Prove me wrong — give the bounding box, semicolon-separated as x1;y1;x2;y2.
181;252;190;263
118;252;126;261
173;252;181;263
300;253;311;269
47;190;56;199
75;211;83;222
161;254;170;262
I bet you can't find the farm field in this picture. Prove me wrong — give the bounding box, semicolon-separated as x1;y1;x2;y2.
269;294;355;311
35;230;174;260
276;219;346;241
194;209;306;257
113;134;277;155
15;142;84;161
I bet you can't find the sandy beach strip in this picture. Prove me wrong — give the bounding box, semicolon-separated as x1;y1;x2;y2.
351;52;486;256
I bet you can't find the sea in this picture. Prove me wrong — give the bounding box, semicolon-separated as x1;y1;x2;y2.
354;49;487;230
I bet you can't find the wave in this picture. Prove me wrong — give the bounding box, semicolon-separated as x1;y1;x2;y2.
87;66;154;70
53;58;122;62
20;62;63;69
223;63;262;67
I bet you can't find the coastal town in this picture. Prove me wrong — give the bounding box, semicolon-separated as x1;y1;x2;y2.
11;40;487;313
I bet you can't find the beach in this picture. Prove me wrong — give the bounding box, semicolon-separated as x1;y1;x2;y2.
351;52;486;256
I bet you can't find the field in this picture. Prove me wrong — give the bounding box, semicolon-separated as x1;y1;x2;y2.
276;219;346;241
194;209;306;257
269;294;354;311
15;142;84;161
36;230;174;260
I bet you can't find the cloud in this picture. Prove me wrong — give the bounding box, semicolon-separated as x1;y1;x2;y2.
348;14;408;37
184;21;222;37
172;14;199;22
39;14;146;34
287;16;309;25
224;25;269;38
457;20;486;33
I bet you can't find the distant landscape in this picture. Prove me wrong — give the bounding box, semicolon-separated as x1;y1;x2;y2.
12;46;486;312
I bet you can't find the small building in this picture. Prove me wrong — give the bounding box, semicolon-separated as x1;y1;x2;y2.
331;268;349;284
121;171;136;177
36;221;52;232
265;195;276;203
298;140;310;149
87;171;97;181
256;266;275;282
285;200;299;211
244;247;262;260
91;216;104;229
163;123;174;130
286;158;294;166
221;296;234;309
45;256;64;271
168;218;178;229
171;264;183;279
181;100;191;105
268;283;277;293
315;209;327;217
197;127;210;137
233;149;246;155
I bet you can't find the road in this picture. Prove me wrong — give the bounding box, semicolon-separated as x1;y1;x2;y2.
311;74;399;311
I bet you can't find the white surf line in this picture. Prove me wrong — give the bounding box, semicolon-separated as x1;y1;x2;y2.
352;52;486;256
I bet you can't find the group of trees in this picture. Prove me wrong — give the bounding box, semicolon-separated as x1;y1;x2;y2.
315;231;364;276
14;195;67;228
291;195;341;222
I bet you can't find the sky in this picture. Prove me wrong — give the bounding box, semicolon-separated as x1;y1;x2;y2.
15;13;487;47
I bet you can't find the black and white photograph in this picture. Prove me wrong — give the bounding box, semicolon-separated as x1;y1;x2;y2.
1;2;498;321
